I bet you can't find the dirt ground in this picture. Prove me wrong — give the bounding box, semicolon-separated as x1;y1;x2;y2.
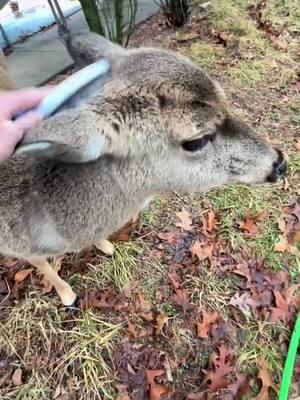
0;1;299;399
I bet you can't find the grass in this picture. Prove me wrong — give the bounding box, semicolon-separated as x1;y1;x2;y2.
85;242;142;292
226;53;297;88
262;0;300;34
205;185;299;271
187;266;236;313
189;42;226;67
1;0;300;398
237;321;286;380
0;296;122;400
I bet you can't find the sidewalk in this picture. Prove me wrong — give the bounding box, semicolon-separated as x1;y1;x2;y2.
6;10;88;88
5;1;159;88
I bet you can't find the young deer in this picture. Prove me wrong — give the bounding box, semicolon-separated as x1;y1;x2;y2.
0;33;287;305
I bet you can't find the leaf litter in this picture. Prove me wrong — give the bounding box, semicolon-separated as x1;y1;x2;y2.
1;1;300;399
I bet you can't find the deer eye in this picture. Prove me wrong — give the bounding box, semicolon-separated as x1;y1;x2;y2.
181;134;215;152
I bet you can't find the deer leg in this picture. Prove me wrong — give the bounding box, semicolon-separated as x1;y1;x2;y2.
28;256;76;306
94;239;115;256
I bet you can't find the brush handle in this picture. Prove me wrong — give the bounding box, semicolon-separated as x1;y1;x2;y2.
14;58;110;120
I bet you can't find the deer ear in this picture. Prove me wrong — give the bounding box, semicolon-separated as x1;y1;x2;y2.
66;31;127;67
14;141;77;161
14;108;126;163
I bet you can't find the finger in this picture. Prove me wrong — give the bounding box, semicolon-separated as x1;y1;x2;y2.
1;87;54;118
14;110;44;132
0;121;24;162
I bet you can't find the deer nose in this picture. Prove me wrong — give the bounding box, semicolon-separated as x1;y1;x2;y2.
274;150;287;177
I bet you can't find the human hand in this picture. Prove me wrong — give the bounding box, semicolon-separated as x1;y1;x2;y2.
0;87;52;162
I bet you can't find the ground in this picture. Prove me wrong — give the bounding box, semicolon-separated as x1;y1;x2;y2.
0;1;299;399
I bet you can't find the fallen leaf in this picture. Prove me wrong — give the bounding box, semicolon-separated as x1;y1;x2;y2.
1;256;17;267
191;240;214;261
52;383;68;400
146;370;169;400
283;177;290;191
141;311;154;322
278;219;286;232
150;384;170;400
269;290;291;323
296;140;300;151
239;217;259;235
285;202;300;221
202;344;235;392
146;370;164;385
197;310;220;339
80;288;129;312
173;288;193;310
138;292;151;311
123;280;138;298
14;268;34;284
229;292;254;317
254;359;278;400
126;319;139;339
175;209;193;231
202;210;217;233
109;217;138;241
157;229;178;242
168;271;181;290
227;373;251;399
116;383;131;400
156;314;169;335
274;235;297;255
287;222;300;245
54;395;68;400
12;368;22;386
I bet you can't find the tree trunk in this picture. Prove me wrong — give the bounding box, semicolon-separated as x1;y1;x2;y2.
114;0;124;45
163;0;190;27
78;0;105;36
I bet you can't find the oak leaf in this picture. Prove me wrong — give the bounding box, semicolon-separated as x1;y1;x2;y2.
168;271;181;290
12;368;22;386
229;292;254;317
202;344;235;392
239;217;259;235
253;359;278;400
14;268;34;284
156;314;169;335
175;209;193;231
146;370;169;400
197;310;220;339
191;240;214;261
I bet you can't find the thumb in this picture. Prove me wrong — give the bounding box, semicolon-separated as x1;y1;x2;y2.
14;110;44;133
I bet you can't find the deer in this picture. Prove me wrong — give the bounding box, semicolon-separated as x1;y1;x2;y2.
0;32;287;305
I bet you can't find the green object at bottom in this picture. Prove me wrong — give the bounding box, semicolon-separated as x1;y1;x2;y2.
279;312;300;400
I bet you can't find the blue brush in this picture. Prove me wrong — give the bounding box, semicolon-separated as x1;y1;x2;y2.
14;58;110;120
14;58;110;156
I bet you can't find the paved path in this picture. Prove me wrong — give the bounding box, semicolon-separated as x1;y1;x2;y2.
6;1;159;88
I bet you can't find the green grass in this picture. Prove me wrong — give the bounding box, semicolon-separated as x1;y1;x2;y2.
263;0;300;34
289;152;300;176
189;42;226;68
225;50;297;88
0;296;123;400
1;0;300;398
85;242;142;292
237;321;286;382
205;185;298;271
